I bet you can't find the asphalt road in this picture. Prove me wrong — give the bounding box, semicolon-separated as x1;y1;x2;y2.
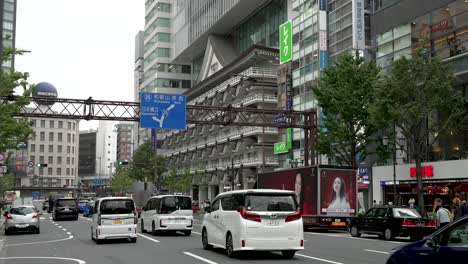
0;214;410;264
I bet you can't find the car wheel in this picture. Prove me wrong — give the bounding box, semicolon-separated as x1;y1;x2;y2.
130;238;137;243
202;228;212;250
184;230;191;236
282;250;296;259
4;229;10;236
384;228;394;241
226;233;236;258
35;228;40;234
350;225;361;237
141;220;146;233
151;221;159;236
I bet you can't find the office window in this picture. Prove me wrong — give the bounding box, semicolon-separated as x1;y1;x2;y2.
30;144;36;152
30;156;35;163
73;123;75;130
48;156;53;164
31;132;36;140
31;120;36;127
72;157;74;165
57;168;62;175
67;146;71;153
48;168;53;175
72;146;75;154
40;120;45;128
39;156;44;163
67;133;71;142
71;168;74;176
49;120;54;128
39;144;44;152
40;132;45;141
58;133;63;142
49;132;54;141
39;167;44;176
68;122;71;129
66;157;70;164
66;168;70;176
57;156;62;164
58;121;63;128
72;134;75;143
48;145;53;152
58;145;63;153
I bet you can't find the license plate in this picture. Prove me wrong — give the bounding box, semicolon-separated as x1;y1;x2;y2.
266;220;279;226
15;224;29;228
331;222;346;226
335;219;341;222
112;219;124;225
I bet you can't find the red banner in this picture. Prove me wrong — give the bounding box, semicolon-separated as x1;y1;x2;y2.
409;165;433;177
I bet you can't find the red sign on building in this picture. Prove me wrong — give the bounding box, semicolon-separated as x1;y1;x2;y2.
410;165;433;177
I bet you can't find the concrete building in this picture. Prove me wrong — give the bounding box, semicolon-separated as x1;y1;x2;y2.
0;0;16;71
78;130;97;187
115;122;133;163
370;0;468;210
14;117;80;197
95;121;117;181
160;0;297;201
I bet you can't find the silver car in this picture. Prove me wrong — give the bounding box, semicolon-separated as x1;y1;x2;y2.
4;205;40;235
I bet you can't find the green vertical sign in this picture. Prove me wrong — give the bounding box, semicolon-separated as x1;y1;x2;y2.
286;128;292;149
279;20;292;64
274;142;289;154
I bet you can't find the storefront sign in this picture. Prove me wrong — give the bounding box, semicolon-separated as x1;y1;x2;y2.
279;20;292;64
431;19;449;33
409;165;433;177
319;31;328;51
381;180;399;186
352;0;365;50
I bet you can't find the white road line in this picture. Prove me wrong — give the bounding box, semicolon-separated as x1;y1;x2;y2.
39;217;45;220
183;252;218;264
6;235;74;247
192;231;201;235
0;257;85;264
296;253;344;264
305;232;349;237
67;232;72;235
364;249;389;255
137;233;160;243
347;237;404;244
63;228;67;231
58;226;63;228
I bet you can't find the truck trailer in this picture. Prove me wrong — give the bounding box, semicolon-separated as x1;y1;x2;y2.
258;165;357;229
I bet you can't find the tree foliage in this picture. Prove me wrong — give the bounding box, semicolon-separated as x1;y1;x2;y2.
127;140;167;190
370;47;466;208
0;44;34;152
110;167;134;193
313;54;380;167
164;168;192;193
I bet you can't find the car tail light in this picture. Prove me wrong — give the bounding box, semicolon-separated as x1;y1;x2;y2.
237;207;261;222
242;240;245;247
285;209;302;222
402;219;416;226
5;215;13;220
32;213;39;218
425;220;436;227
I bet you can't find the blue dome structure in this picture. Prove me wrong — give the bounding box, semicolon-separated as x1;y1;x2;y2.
32;82;58;105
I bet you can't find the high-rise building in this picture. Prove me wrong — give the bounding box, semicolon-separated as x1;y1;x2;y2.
115;122;133;163
95;121;117;180
0;0;17;71
78;130;97;187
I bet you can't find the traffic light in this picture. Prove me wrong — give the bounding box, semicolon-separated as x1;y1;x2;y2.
35;163;48;167
117;161;129;166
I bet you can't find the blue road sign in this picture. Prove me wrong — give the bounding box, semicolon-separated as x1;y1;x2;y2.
94;179;104;186
274;114;287;125
140;93;186;129
32;191;41;200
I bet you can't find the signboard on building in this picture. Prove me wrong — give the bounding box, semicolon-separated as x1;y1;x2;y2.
352;0;365;50
140;92;187;129
274;142;289;154
279;20;292;64
410;165;433;177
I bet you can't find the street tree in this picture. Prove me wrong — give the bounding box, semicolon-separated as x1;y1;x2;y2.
313;54;380;167
370;46;466;209
164;168;192;193
110;167;134;194
127;140;167;191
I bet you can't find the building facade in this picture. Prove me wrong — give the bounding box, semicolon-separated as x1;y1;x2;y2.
115;122;133;163
78;130;97;187
95;121;117;181
0;0;16;71
370;0;468;210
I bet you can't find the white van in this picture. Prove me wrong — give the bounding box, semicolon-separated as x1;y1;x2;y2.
91;197;138;244
141;195;193;236
201;189;304;258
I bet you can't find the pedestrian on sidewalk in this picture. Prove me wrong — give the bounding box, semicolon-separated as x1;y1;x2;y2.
436;203;452;229
452;198;463;221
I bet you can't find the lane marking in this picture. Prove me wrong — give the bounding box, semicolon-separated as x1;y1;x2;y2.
183;252;218;264
137;233;160;243
347;237;404;244
63;228;68;231
296;253;344;264
0;257;85;264
58;226;63;228
67;232;72;235
192;231;201;235
306;232;405;244
6;235;74;247
364;249;389;255
305;232;349;238
40;217;45;220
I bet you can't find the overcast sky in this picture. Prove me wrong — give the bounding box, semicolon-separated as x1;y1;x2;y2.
15;0;145;131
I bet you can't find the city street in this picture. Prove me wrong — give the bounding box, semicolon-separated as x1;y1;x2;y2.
0;214;409;264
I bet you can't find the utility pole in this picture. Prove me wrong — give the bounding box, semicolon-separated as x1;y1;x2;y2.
152;129;158;194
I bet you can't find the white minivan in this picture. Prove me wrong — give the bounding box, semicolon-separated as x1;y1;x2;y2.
201;189;304;258
91;197;138;244
141;195;193;236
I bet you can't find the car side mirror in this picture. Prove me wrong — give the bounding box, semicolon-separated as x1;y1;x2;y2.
205;206;211;213
426;237;439;249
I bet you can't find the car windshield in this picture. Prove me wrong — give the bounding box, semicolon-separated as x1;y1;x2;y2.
160;196;191;214
57;199;76;207
245;194;297;212
10;207;36;215
392;208;422;218
100;199;135;214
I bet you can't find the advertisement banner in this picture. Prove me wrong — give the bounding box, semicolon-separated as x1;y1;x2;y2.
352;0;365;50
320;168;356;215
279;20;292;64
319;31;328;51
258;167;317;215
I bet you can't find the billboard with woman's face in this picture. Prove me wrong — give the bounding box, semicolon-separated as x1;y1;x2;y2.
258;167;317;215
320;169;356;216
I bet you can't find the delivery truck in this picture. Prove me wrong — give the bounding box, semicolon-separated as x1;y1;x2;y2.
258;165;357;229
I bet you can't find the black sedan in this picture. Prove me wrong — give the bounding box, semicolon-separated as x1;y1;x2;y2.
349;206;436;241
